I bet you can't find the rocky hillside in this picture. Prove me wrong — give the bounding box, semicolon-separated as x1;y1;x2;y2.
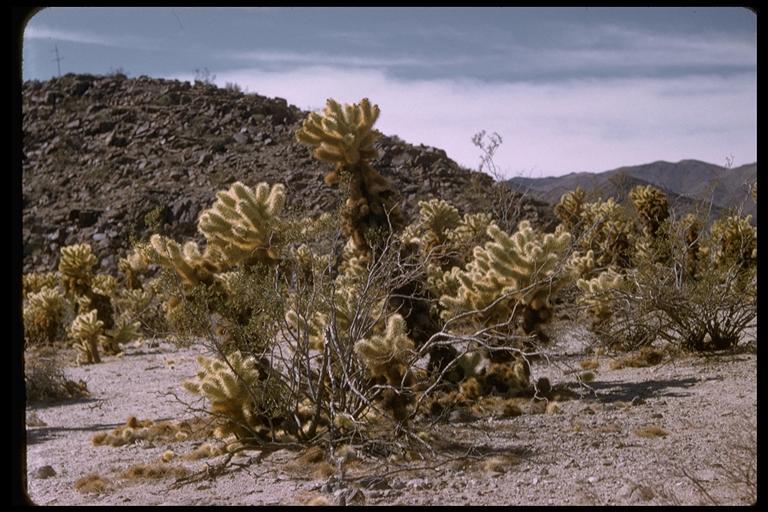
22;73;555;274
507;160;757;223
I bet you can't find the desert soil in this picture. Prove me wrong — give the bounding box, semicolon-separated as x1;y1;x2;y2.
24;331;757;506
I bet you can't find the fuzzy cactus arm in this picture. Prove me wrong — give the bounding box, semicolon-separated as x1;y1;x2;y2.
69;309;106;364
149;235;213;287
23;286;68;344
354;314;415;377
23;272;60;298
197;181;285;266
59;243;98;295
296;98;380;166
554;187;586;230
629;185;669;236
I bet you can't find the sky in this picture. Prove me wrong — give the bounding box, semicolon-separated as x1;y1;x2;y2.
21;7;757;178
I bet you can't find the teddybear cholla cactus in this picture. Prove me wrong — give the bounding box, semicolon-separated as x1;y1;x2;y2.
23;272;59;298
118;243;151;290
23;286;68;345
69;309;107;364
579;198;634;268
92;274;119;298
554;187;587;233
629;185;669;237
198;181;286;266
182;351;282;439
354;314;416;420
576;269;625;329
403;199;462;252
710;214;757;269
150;181;286;287
439;221;572;343
296;98;402;254
59;244;98;296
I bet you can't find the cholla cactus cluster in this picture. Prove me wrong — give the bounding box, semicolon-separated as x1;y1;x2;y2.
150;237;218;288
576;269;625;329
23;286;68;345
554;187;586;233
59;244;98;296
355;314;415;378
198;181;286;267
354;314;416;420
403;199;462;252
117;243;152;290
92;274;119;298
150;181;286;288
629;185;669;237
296;98;402;254
69;309;107;364
182;351;284;440
26;243;142;356
578;198;634;269
710;214;757;269
439;221;572;340
23;272;59;298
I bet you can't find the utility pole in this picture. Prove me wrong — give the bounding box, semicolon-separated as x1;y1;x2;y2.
51;45;63;77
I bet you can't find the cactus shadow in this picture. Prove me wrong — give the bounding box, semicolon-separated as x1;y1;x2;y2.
25;421;126;445
588;376;698;403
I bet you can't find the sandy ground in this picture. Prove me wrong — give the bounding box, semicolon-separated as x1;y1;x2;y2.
24;332;757;506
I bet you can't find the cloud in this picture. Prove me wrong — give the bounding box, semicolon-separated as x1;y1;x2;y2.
222;50;468;69
169;65;755;178
24;24;158;50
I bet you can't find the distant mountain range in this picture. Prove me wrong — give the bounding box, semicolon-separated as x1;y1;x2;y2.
506;159;756;223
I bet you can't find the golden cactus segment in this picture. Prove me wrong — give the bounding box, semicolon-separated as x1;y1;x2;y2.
103;318;141;354
23;272;59;298
414;199;462;248
296;98;401;255
59;244;98;295
579;198;634;268
577;269;625;327
149;235;216;287
197;181;286;266
439;221;572;337
710;214;757;268
118;244;151;290
92;274;119;298
354;314;415;377
296;98;380;167
69;309;106;364
566;250;595;279
23;286;67;344
629;185;669;235
448;213;496;249
182;351;272;439
554;187;586;231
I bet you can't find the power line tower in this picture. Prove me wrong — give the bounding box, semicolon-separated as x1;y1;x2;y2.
51;45;63;77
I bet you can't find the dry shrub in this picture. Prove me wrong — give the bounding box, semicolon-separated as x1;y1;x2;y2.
580;358;600;370
74;473;110;494
25;352;89;403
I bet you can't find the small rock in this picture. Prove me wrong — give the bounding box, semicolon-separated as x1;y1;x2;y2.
232;132;250;145
35;466;56;479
